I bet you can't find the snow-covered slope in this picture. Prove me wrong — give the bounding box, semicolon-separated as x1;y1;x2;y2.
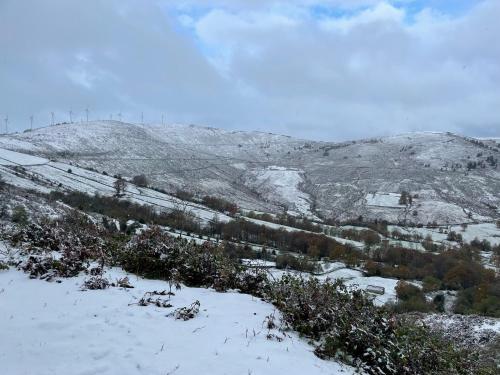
0;146;230;223
1;122;499;225
0;268;353;375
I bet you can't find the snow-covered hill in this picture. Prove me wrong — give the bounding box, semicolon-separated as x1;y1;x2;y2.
1;122;499;225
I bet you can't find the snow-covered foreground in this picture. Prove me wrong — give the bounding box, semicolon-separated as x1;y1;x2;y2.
0;268;354;375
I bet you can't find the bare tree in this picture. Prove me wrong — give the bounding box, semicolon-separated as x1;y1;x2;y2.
113;176;127;197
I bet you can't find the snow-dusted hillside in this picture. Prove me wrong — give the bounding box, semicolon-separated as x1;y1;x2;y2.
1;122;499;225
0;146;230;223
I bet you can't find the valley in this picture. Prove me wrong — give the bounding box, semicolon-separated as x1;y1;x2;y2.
1;122;499;374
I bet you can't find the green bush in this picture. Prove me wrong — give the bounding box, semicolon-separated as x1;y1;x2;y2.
422;275;442;292
454;282;500;318
433;294;445;313
392;281;434;313
12;205;28;225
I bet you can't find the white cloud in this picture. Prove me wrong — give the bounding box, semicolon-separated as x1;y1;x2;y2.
319;2;405;32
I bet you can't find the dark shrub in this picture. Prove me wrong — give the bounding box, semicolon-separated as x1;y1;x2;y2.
132;174;148;187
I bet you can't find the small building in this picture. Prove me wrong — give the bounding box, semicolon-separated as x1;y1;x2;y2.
366;285;385;295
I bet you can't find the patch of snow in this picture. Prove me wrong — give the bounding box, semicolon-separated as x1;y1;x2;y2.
365;192;402;208
0;147;48;166
250;166;314;217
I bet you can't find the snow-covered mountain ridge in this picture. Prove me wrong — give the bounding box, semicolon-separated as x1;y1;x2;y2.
1;121;499;225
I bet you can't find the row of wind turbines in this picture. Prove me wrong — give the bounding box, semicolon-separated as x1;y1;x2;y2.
2;110;168;134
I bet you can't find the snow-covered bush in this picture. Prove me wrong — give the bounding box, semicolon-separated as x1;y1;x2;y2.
170;300;200;321
82;275;110;290
22;254;84;280
121;227;237;291
121;227;269;294
12;212;108;280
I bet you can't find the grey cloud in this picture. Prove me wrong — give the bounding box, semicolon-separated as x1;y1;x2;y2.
192;1;500;139
0;0;233;129
0;0;499;141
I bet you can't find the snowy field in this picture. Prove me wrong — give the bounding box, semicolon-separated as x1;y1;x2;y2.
450;222;500;246
388;222;500;247
365;192;402;208
0;147;48;166
0;268;354;375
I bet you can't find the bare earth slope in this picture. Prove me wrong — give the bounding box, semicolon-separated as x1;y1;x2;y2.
1;121;499;225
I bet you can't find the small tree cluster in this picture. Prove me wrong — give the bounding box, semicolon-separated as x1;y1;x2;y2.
392;281;435;313
275;254;319;273
398;191;413;206
202;195;238;215
447;230;463;242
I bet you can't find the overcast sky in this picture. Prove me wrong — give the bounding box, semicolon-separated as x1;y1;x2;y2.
1;0;499;140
